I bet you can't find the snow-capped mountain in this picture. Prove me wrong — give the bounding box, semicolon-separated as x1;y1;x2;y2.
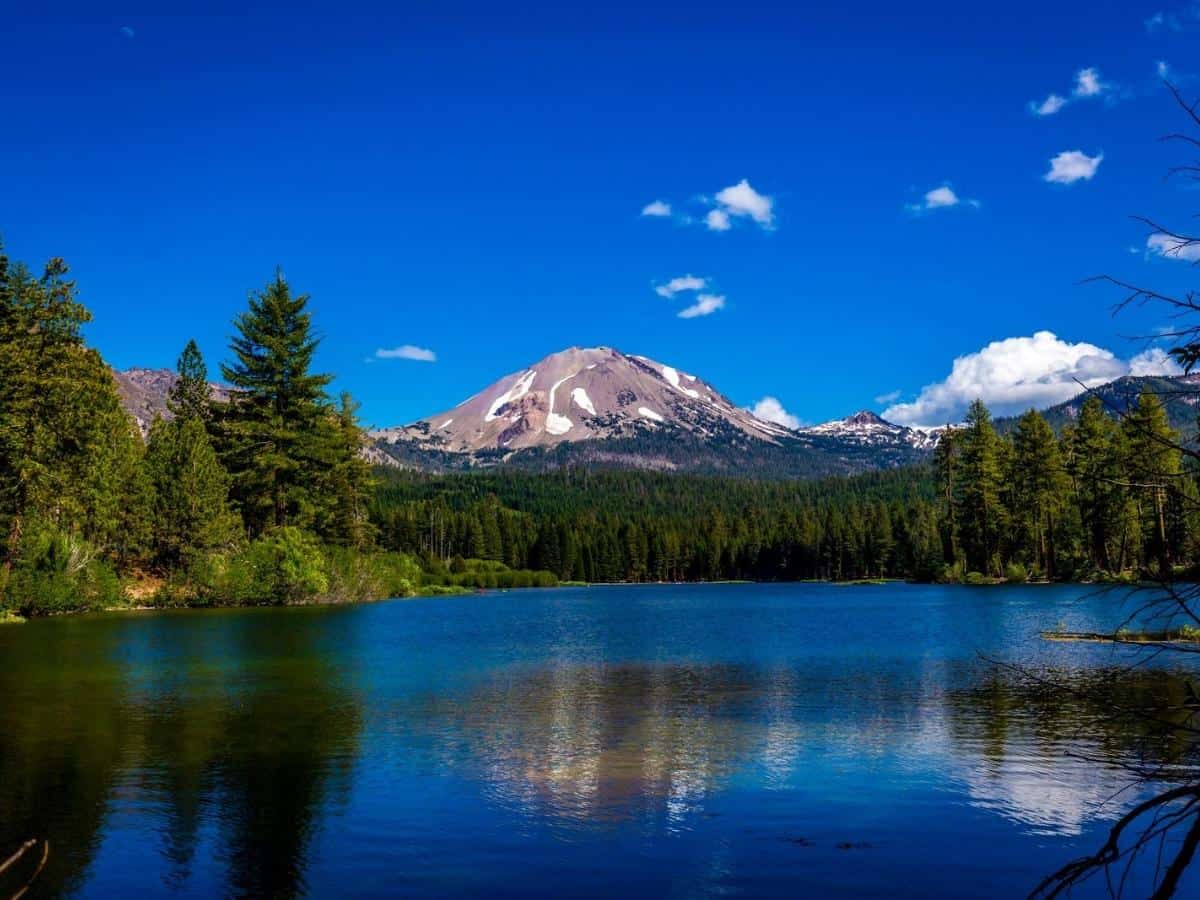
375;346;795;453
799;410;942;451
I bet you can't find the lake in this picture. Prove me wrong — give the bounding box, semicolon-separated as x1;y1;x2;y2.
0;583;1196;898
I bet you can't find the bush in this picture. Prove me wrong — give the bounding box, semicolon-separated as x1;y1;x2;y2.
963;571;991;586
3;525;122;616
1004;562;1029;584
324;547;422;602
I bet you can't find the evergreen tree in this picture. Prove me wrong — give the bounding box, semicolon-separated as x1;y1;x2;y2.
1121;392;1182;575
954;399;1006;575
317;392;376;549
0;256;142;572
145;417;241;570
1064;397;1124;572
214;272;335;537
1010;410;1069;578
168;339;212;422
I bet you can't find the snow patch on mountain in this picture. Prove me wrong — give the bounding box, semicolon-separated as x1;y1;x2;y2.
571;387;597;415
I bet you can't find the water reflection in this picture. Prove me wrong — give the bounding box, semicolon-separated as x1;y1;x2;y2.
428;659;1199;840
942;669;1199;835
1;589;1199;897
0;610;362;897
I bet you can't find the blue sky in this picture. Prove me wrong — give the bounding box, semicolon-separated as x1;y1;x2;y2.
3;1;1200;428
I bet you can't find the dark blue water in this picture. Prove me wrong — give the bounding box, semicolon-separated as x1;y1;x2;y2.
0;583;1196;898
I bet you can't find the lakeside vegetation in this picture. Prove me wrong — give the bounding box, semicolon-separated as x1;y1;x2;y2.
0;244;557;617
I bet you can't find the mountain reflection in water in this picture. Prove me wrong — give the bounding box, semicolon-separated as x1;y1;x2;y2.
0;584;1196;898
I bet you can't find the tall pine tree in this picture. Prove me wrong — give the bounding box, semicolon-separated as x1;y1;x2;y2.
214;272;335;538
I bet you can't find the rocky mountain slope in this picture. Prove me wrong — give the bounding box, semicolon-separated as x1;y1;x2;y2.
112;367;230;435
994;373;1200;436
373;347;937;477
374;346;795;454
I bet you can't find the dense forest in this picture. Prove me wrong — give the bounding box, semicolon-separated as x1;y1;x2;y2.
0;245;554;618
373;393;1200;584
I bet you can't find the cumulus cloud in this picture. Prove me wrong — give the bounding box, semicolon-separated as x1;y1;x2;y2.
906;184;979;214
1129;347;1184;376
375;345;437;362
650;179;776;233
874;389;902;404
750;396;802;430
1073;67;1104;97
1029;67;1111;116
704;208;731;232
678;294;726;319
1044;150;1103;184
655;274;708;298
1031;93;1068;117
712;179;774;228
1147;232;1200;261
882;331;1140;427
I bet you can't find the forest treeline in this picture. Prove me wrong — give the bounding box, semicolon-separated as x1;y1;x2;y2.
0;245;554;617
372;394;1200;584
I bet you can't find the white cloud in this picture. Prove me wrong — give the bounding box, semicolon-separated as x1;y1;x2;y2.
713;179;775;228
704;208;731;232
1158;60;1172;78
1147;232;1200;261
641;200;671;217
1031;93;1067;117
882;331;1132;427
1029;67;1112;116
1129;347;1184;376
1073;67;1104;97
655;274;708;298
874;389;902;404
375;344;437;362
750;396;802;430
906;184;979;213
677;294;725;318
1044;150;1103;184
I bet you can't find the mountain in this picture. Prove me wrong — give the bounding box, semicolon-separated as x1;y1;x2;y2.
112;367;230;435
798;410;942;451
374;347;936;477
995;374;1200;437
375;346;795;453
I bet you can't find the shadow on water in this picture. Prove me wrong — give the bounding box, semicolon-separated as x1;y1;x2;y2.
0;608;362;897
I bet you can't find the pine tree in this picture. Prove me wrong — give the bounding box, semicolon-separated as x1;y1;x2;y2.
0;256;139;571
954;399;1006;576
168;339;212;422
145;417;241;570
1121;391;1182;575
1063;396;1124;572
317;392;376;549
214;272;335;538
1010;410;1069;578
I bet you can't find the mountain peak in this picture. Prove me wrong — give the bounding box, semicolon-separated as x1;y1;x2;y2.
376;345;795;453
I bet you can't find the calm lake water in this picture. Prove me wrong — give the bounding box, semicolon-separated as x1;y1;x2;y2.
1;583;1197;898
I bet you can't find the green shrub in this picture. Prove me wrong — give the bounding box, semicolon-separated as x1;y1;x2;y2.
3;525;122;616
1004;562;1029;584
963;571;991;586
